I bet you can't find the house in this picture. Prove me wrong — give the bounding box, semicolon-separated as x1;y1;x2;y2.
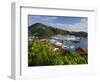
40;38;48;43
28;36;35;41
51;47;59;55
65;35;77;41
48;34;87;52
75;47;85;54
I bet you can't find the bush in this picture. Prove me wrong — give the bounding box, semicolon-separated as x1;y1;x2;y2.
28;39;88;66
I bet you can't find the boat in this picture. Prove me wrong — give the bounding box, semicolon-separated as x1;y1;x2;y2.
72;40;80;43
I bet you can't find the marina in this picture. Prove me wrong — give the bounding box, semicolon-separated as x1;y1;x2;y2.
48;34;87;51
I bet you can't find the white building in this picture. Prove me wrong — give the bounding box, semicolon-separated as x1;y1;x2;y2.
48;34;81;50
28;36;35;41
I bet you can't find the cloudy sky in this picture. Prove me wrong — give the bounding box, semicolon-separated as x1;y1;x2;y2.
28;15;88;32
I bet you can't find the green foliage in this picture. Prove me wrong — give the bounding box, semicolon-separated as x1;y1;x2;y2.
28;23;87;38
28;39;88;66
28;23;54;37
28;39;52;66
70;31;88;37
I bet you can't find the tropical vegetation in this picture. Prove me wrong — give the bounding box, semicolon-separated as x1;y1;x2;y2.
28;38;88;66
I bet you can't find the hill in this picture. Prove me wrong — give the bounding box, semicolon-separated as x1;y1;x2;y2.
28;23;87;38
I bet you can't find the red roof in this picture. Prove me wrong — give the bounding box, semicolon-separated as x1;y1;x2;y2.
75;48;85;54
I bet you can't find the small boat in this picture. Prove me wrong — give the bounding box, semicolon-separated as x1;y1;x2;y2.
62;45;69;49
72;40;80;43
55;41;62;47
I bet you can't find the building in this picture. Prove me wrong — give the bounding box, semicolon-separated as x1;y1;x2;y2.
28;36;35;41
48;34;82;51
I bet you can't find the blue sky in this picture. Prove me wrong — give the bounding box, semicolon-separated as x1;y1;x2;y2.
28;15;88;32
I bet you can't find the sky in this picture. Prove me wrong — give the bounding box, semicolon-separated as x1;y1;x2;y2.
28;15;88;32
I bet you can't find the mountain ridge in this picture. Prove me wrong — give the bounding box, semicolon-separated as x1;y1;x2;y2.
28;23;87;38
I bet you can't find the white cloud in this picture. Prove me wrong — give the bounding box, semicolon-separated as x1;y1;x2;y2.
46;18;88;32
29;16;58;26
29;16;88;32
40;17;58;22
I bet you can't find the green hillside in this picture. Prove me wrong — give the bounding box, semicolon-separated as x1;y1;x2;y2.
28;23;87;38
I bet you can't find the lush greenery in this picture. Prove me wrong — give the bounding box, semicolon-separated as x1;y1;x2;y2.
28;39;88;66
28;23;88;66
28;23;87;38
